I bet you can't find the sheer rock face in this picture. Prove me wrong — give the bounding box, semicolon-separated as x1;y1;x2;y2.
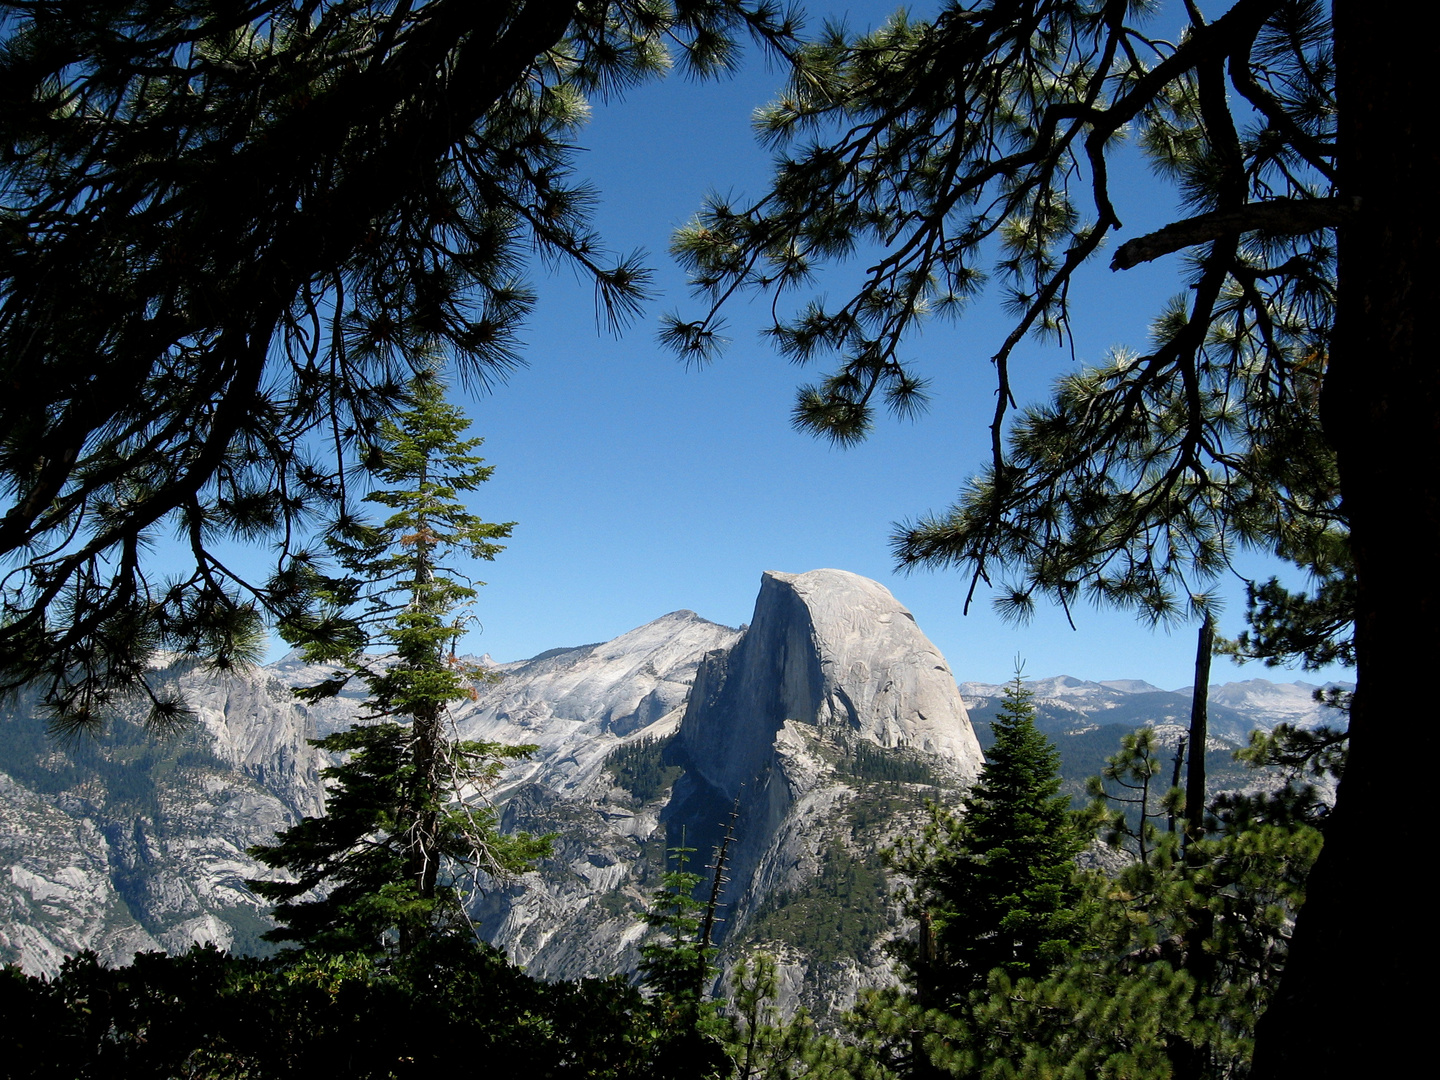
662;570;982;1010
677;569;983;799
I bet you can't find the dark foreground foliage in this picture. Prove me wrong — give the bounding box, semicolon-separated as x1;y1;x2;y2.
0;934;696;1080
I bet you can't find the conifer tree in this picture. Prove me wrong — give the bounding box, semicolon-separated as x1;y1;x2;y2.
837;716;1330;1080
639;840;712;1006
951;741;1325;1080
250;374;547;954
892;676;1086;1012
637;837;731;1080
1086;727;1174;867
725;953;821;1080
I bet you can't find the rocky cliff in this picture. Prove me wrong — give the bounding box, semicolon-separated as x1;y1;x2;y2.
0;662;322;974
0;569;983;1019
665;570;981;1002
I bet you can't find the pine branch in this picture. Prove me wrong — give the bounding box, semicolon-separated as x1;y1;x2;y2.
1110;197;1354;270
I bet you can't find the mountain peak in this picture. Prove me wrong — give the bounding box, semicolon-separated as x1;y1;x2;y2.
678;569;983;799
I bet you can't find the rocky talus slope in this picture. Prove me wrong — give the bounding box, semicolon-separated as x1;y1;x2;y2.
0;663;322;973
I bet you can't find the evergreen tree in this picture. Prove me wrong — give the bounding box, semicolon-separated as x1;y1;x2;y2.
250;374;548;953
637;838;731;1080
838;717;1331;1080
1086;727;1175;867
725;953;821;1080
639;840;712;1008
952;754;1325;1080
667;0;1343;632
892;676;1086;1012
0;935;700;1079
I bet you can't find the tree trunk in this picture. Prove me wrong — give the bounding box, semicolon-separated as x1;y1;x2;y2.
1174;620;1214;1080
1251;2;1439;1074
1167;735;1186;835
401;518;444;954
1183;617;1212;851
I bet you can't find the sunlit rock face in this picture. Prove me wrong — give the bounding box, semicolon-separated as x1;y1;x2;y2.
460;608;743;793
677;569;983;798
0;661;323;976
666;568;982;929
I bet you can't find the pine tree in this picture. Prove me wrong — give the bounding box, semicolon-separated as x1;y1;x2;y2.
250;374;548;954
637;838;731;1080
893;676;1086;1012
835;719;1330;1080
639;840;712;1007
1086;727;1175;867
725;953;829;1080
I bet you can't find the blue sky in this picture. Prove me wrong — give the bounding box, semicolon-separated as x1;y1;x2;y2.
410;1;1349;693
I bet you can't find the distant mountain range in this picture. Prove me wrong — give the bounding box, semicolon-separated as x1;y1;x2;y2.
960;674;1350;744
959;674;1349;813
0;569;1346;1019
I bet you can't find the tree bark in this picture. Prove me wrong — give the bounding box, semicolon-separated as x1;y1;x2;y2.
1184;617;1212;850
1251;2;1440;1074
1109;197;1354;270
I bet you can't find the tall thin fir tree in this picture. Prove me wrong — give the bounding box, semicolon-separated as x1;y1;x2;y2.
250;373;548;954
639;838;710;1010
925;713;1335;1080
